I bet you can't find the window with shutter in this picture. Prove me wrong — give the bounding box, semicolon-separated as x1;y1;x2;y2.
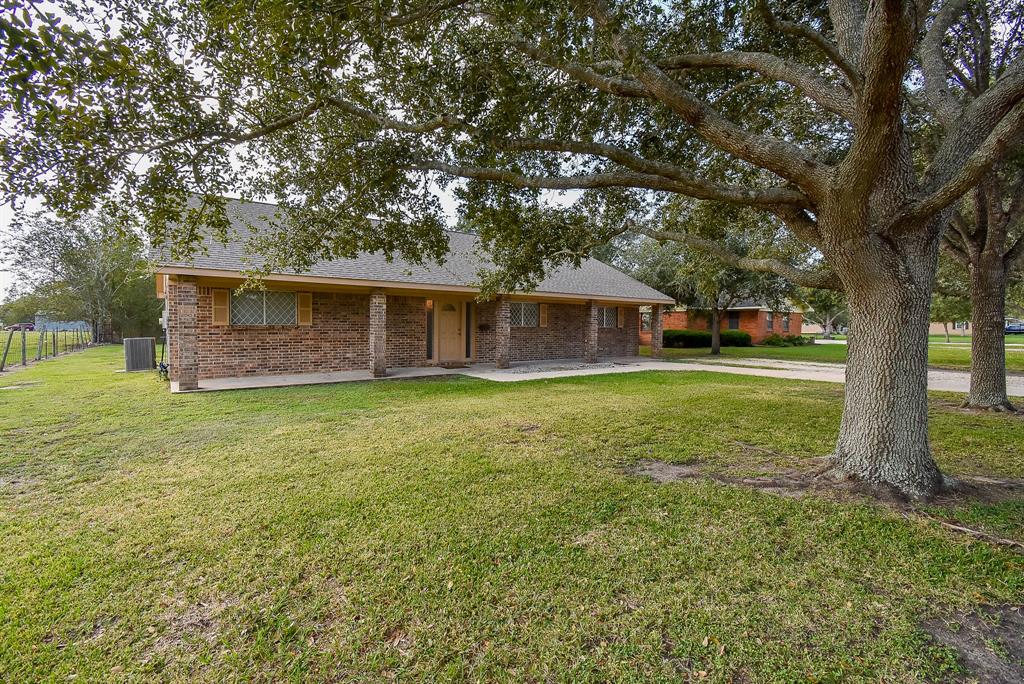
616;307;624;328
539;303;548;327
230;290;296;325
510;302;540;327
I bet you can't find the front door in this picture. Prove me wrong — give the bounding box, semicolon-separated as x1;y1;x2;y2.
437;300;465;362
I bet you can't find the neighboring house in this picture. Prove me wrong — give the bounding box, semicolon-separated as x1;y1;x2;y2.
152;198;674;391
639;302;803;345
928;320;970;337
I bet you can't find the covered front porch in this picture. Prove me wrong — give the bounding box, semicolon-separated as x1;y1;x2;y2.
162;273;665;392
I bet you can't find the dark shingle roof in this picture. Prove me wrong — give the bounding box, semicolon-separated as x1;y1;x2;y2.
151;198;674;303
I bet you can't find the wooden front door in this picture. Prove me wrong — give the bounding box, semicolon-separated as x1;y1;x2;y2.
437;300;465;362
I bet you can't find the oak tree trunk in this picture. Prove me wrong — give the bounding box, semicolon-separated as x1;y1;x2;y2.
710;309;721;355
943;322;950;343
966;257;1014;411
828;235;945;499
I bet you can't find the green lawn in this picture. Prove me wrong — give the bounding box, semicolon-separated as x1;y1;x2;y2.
1;347;1022;681
642;342;1024;372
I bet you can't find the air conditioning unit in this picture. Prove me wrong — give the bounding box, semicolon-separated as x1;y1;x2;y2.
124;337;156;372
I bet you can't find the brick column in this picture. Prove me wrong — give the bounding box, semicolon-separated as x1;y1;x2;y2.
650;304;664;358
369;290;387;377
583;301;598;363
495;297;511;369
170;276;199;392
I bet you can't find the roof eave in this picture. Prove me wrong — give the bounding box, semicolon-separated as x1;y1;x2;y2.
154;265;676;306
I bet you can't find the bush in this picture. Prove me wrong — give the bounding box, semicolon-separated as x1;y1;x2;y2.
662;329;711;348
785;334;813;346
661;329;752;348
760;333;814;347
720;330;753;347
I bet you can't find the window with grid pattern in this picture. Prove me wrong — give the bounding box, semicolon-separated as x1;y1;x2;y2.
230;290;296;325
598;306;617;328
509;302;539;327
766;312;774;330
782;314;790;332
728;311;740;330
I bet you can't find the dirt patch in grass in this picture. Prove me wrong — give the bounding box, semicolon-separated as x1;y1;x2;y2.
0;473;41;495
922;605;1024;683
146;596;235;659
626;460;1024;551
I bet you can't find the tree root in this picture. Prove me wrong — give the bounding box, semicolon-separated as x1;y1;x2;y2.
906;509;1024;555
959;399;1018;413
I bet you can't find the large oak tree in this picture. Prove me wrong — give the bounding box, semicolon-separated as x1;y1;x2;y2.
926;0;1024;412
2;0;1023;497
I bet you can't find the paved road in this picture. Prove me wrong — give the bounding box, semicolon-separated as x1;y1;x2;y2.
464;357;1024;397
650;357;1024;397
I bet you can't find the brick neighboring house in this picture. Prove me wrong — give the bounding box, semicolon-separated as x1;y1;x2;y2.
153;198;674;391
639;302;803;345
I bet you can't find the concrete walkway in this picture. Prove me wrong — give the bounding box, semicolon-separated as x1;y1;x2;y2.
672;357;1024;397
184;355;1023;397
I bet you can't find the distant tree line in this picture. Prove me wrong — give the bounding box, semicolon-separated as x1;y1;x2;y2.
0;211;162;342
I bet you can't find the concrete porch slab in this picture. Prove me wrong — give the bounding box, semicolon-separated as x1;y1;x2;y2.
177;365;462;392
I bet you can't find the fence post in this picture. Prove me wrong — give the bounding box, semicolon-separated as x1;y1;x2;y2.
36;329;44;361
21;329;27;365
52;330;57;358
0;329;13;371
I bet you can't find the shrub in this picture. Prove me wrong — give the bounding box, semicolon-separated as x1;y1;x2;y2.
661;329;752;348
720;330;752;347
785;334;812;346
761;333;788;346
662;329;711;348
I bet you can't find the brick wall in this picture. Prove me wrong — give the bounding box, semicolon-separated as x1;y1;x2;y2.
598;307;639;356
386;295;428;368
168;283;643;380
476;301;639;362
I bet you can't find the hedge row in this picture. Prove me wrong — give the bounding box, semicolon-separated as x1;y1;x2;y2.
662;329;753;348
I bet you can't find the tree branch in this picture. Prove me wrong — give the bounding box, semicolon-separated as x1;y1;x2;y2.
1004;233;1024;269
321;94;813;207
658;51;854;119
893;98;1024;231
410;160;803;204
644;227;844;291
509;37;649;98
490;137;811;206
921;0;971;127
756;0;862;91
587;0;829;197
941;233;971;266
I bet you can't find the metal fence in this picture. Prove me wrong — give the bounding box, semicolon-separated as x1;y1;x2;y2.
0;328;94;372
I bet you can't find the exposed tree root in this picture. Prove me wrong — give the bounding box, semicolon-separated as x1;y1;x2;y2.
626;459;1024;554
906;510;1024;554
959;399;1018;413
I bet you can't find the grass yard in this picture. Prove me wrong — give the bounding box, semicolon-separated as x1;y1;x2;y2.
1;346;1023;681
642;341;1024;372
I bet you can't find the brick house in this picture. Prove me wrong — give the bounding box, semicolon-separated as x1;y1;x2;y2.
153;198;674;391
639;303;803;345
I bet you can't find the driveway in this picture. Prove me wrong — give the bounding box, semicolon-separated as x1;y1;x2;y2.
463;357;1024;397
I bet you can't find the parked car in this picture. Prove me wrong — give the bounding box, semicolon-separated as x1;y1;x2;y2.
4;323;34;331
1005;322;1024;334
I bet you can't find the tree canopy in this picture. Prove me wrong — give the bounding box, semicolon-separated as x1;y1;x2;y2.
3;0;1022;496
